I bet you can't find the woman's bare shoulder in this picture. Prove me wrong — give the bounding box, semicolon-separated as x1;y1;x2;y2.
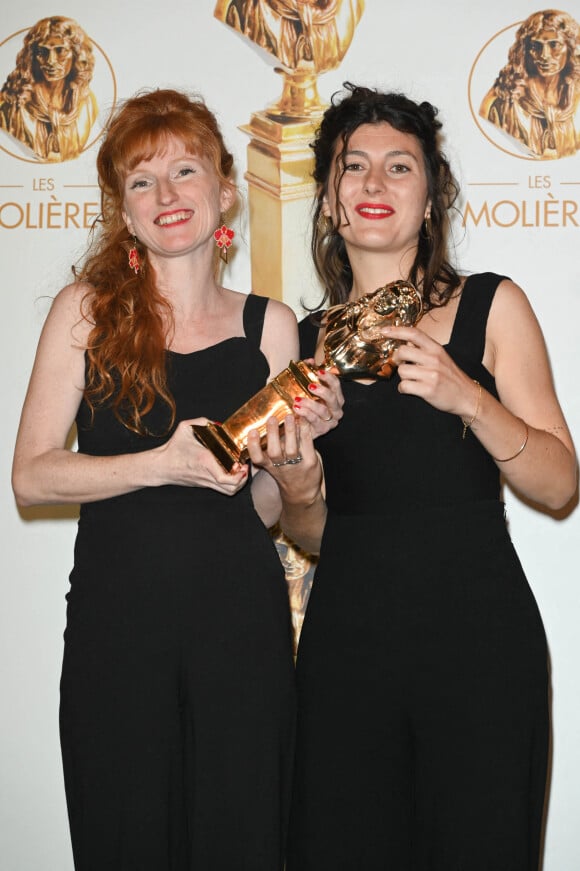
488;276;540;335
44;281;95;346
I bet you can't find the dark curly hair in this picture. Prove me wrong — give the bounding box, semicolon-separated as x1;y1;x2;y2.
310;82;461;309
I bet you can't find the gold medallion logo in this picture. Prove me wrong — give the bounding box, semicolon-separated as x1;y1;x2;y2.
0;16;116;163
468;9;580;160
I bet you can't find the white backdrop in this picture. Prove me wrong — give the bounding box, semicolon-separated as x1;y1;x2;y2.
1;2;578;868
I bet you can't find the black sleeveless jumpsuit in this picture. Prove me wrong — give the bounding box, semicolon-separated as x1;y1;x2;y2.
60;293;296;871
288;274;549;871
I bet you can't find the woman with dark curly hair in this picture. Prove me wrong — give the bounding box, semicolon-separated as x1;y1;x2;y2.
11;87;343;870
480;9;580;158
0;15;98;161
249;82;577;869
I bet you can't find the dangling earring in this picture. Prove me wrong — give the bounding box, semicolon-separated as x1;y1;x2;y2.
317;213;335;237
127;236;140;274
214;223;235;264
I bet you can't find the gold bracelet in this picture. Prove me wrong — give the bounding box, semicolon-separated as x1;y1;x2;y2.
461;380;482;440
492;421;529;463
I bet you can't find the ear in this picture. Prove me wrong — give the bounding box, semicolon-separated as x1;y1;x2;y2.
220;181;236;214
321;192;332;218
424;200;432;220
122;209;134;236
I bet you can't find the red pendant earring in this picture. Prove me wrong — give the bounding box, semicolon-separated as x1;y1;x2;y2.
214;224;235;264
128;236;140;274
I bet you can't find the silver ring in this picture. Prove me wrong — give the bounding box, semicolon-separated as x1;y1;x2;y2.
272;454;303;467
322;414;332;422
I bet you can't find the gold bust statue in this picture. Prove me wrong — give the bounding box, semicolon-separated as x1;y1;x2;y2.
215;0;364;117
479;9;580;159
0;16;98;162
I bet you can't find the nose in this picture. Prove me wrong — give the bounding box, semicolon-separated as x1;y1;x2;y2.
540;42;551;60
363;168;386;195
157;179;178;205
42;48;59;64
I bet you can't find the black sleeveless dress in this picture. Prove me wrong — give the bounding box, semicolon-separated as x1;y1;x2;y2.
288;274;549;871
60;293;296;871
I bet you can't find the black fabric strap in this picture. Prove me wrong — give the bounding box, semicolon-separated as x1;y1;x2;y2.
243;293;268;348
449;272;508;363
299;312;323;359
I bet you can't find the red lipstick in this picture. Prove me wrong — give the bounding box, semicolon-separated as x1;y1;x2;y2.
354;203;394;219
154;209;193;227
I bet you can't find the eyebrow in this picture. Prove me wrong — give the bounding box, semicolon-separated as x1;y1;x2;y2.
344;148;420;162
125;153;201;171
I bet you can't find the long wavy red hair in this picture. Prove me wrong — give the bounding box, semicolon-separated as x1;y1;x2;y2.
76;88;235;434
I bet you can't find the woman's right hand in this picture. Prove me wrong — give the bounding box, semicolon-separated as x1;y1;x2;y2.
155;418;249;495
12;284;249;506
293;363;344;438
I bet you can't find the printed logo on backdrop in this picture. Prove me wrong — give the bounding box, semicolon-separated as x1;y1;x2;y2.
466;9;580;230
0;16;116;163
469;9;580;160
0;16;117;232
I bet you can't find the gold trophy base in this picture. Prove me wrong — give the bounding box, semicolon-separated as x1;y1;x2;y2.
192;360;320;472
239;111;321;309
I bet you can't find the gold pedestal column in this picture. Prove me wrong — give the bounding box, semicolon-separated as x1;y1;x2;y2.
240;111;322;312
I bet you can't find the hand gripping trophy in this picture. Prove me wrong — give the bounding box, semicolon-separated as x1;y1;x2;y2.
193;281;423;470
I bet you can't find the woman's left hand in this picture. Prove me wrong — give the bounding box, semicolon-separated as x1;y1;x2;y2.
387;325;478;421
247;413;323;500
248;413;327;553
386;280;578;512
292;362;344;438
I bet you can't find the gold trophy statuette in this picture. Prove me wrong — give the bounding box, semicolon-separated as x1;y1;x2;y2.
193;280;422;471
322;280;423;378
192;360;321;472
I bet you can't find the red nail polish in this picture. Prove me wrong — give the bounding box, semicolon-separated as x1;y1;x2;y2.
318;368;326;375
294;397;302;404
309;383;318;391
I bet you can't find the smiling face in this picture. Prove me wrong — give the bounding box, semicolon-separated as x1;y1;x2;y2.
323;122;431;275
121;136;235;262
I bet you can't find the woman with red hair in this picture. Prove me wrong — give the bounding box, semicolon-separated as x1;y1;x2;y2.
12;87;340;870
